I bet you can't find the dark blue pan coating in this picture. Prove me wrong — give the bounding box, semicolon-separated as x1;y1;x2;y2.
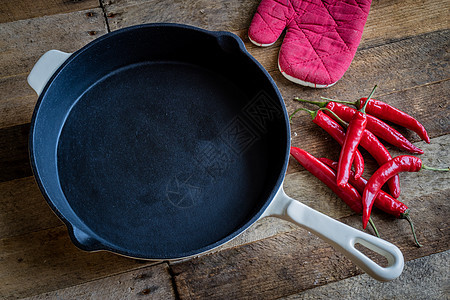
29;24;290;259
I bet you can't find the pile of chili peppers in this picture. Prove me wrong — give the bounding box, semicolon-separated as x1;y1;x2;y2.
290;86;449;247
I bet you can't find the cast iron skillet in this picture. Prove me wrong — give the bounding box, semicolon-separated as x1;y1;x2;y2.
28;23;403;281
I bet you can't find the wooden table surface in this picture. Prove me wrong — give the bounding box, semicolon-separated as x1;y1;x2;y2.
1;0;449;299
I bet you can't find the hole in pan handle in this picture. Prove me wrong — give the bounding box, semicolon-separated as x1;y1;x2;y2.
27;50;72;96
264;188;404;282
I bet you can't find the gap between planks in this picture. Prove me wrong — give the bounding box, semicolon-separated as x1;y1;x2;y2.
23;261;176;300
0;0;100;23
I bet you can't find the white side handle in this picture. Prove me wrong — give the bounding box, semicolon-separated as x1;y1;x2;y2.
27;50;71;96
266;188;404;281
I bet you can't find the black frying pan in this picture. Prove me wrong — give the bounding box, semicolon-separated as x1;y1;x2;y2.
28;23;403;281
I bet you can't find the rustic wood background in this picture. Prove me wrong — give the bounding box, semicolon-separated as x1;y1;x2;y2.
0;0;448;299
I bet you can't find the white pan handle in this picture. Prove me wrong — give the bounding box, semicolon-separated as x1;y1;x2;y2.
27;50;71;96
265;188;404;281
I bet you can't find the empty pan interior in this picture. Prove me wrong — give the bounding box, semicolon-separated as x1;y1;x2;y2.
30;24;289;259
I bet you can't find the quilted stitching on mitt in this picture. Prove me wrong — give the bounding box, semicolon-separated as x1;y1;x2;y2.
249;0;371;87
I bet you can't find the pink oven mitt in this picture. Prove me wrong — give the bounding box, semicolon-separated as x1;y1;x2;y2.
249;0;371;88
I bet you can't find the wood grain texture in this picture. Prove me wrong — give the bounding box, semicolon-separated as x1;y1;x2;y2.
0;8;108;130
361;0;450;49
0;0;99;23
0;8;107;78
103;0;260;32
100;0;450;76
0;176;62;239
0;226;159;299
282;250;450;300
24;263;175;300
0;74;37;128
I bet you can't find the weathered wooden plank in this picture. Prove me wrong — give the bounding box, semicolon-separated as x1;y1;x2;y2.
0;8;108;130
0;123;32;183
24;263;175;300
0;74;36;128
0;28;447;143
0;176;62;239
103;0;260;32
0;8;107;78
281;250;450;300
246;28;449;86
361;0;450;49
0;0;100;23
170;134;450;299
0;226;159;299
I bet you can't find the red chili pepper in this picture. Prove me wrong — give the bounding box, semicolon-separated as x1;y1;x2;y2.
336;86;377;187
361;156;423;229
324;102;423;154
290;147;362;213
362;156;449;228
322;108;402;198
294;97;427;151
319;157;422;247
358;98;430;143
337;110;367;186
359;128;401;198
290;108;364;179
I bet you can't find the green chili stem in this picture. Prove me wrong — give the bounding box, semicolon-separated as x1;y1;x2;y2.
404;214;422;247
318;108;348;128
421;165;450;172
368;218;380;238
289;107;316;122
320;97;357;106
360;85;377;114
294;97;328;108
